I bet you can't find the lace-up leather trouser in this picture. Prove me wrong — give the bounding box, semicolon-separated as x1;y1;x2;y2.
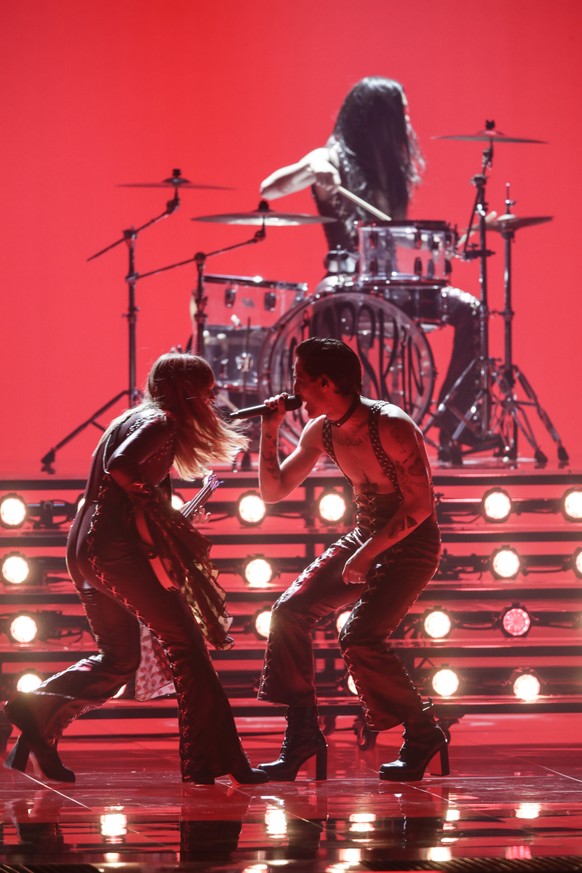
258;517;441;731
24;505;246;778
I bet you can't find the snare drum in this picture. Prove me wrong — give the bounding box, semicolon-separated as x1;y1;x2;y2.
357;220;457;283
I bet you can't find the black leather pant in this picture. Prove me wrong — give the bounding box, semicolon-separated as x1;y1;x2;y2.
26;506;245;778
435;287;481;442
258;518;441;731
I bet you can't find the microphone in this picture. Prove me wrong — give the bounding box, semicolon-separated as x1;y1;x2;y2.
228;395;302;420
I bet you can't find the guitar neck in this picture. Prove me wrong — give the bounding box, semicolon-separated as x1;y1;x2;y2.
181;473;221;519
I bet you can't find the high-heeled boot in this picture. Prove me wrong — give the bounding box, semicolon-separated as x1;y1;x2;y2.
3;692;91;783
258;705;328;781
379;706;449;782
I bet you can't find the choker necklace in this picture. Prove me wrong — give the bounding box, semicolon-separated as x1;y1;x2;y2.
328;395;360;428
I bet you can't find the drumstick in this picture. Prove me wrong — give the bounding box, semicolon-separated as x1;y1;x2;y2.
337;185;392;222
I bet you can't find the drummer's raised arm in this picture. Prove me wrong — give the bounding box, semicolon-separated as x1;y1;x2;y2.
260;147;340;200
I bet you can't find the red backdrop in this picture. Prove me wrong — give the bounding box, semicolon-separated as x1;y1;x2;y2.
1;0;580;475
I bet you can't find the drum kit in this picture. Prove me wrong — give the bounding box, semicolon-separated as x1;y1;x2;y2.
41;128;569;472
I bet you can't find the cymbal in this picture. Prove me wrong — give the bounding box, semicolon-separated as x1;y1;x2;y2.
191;201;336;226
485;214;553;232
118;168;233;190
434;129;546;144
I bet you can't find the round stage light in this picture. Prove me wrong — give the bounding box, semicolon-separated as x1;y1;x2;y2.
1;553;31;585
491;547;521;580
431;667;460;697
423;609;452;639
572;549;582;578
512;669;541;701
336;610;351;633
16;672;43;693
317;490;348;524
481;488;512;522
562;488;582;522
253;609;272;639
237;491;266;526
0;493;27;528
243;557;274;588
501;604;531;637
171;492;185;511
346;673;358;696
8;614;39;644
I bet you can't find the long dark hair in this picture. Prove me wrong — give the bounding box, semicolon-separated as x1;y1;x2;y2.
333;76;424;219
98;353;247;479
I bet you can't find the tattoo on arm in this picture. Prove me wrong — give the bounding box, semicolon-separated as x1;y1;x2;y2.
386;514;418;539
260;433;281;480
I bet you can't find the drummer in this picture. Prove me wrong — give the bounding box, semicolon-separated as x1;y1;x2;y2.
260;75;482;462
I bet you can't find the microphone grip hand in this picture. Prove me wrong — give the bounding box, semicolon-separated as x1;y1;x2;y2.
228;394;301;421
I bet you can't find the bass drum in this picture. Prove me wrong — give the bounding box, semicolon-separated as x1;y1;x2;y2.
258;290;435;446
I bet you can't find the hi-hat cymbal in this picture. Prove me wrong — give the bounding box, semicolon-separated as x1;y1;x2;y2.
191;201;336;226
434;129;546;144
486;214;553;232
118;168;233;190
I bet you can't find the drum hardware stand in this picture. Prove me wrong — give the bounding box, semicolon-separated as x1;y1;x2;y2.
484;185;568;465
424;171;569;466
422;133;501;461
40;183;183;473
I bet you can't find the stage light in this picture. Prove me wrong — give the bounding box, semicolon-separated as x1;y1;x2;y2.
265;806;287;838
100;807;127;842
317;489;348;524
346;673;358;696
253;609;272;639
562;488;582;521
0;493;27;528
431;667;460;697
236;491;266;526
243;556;275;588
515;802;542;820
423;608;453;639
512;669;541;701
571;549;582;578
1;553;31;585
8;614;39;644
171;492;185;510
500;604;531;637
490;546;521;580
16;672;43;693
336;610;351;633
481;488;512;522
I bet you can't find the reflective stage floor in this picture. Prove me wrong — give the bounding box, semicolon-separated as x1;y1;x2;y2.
2;713;582;872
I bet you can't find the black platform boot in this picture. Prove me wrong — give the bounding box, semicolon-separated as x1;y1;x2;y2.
258;705;328;781
379;704;449;782
4;692;80;783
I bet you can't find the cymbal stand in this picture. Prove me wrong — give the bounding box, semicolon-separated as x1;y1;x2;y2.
40;185;181;473
485;184;569;465
136;225;267;356
423;136;501;456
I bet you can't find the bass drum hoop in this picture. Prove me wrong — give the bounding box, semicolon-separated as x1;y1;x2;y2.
257;290;435;447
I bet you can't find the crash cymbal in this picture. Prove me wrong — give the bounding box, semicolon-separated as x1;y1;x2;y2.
191;201;336;226
118;168;233;190
434;129;546;144
485;214;553;232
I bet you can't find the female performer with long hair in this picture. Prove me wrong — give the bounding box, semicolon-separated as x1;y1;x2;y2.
4;352;268;786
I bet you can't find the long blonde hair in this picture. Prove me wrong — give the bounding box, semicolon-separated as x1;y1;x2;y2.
98;353;248;479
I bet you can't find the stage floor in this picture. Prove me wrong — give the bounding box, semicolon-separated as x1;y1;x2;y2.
1;713;582;872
